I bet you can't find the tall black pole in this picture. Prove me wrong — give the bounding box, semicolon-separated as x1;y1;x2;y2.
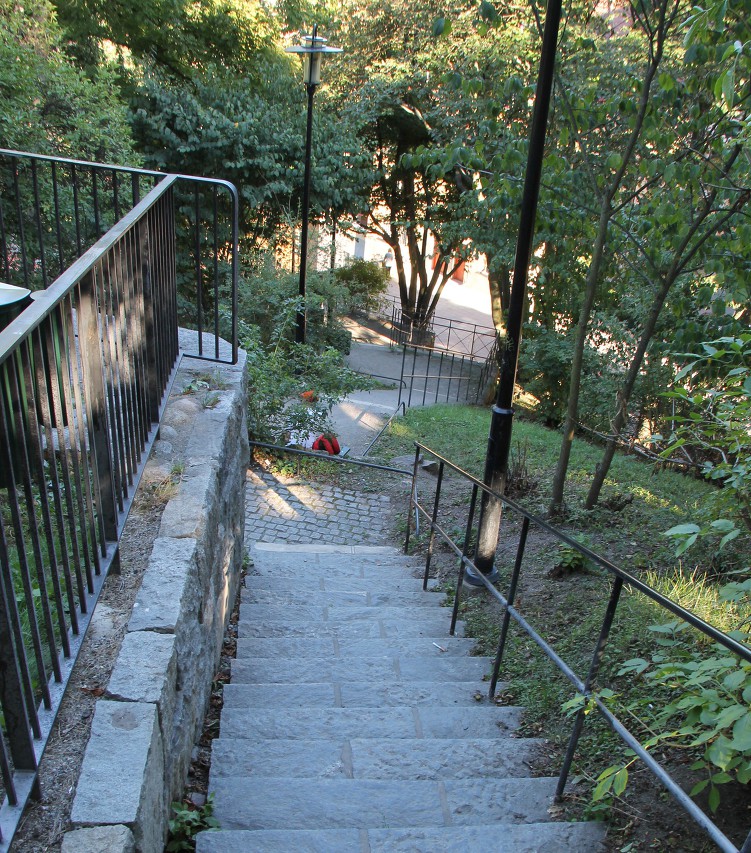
471;0;563;580
296;81;316;345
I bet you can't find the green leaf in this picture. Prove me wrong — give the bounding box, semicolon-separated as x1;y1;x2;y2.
731;713;751;751
690;779;709;796
664;523;701;537
708;784;720;813
612;767;629;796
707;735;735;771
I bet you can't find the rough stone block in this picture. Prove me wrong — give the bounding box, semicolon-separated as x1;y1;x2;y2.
71;701;165;853
61;825;135;853
106;631;177;751
128;538;197;634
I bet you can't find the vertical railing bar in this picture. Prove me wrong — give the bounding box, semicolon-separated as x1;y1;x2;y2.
0;517;36;784
91;167;101;237
404;444;422;554
140;212;160;422
109;237;136;482
13;344;64;681
398;345;407;408
51;161;65;279
450;483;479;636
12;164;30;289
489;515;530;697
122;228;144;470
31;160;48;288
112;169;121;222
167;188;179;367
76;270;118;545
43;310;86;623
556;576;625;799
100;252;127;506
195;185;204;355
409;346;418;408
132;172;140;207
423;460;445;589
26;329;72;656
213;185;220;359
59;296;101;586
436;350;444;404
71;164;82;256
0;191;9;281
122;226;148;451
133;218;154;429
422;347;431;406
4;358;54;705
458;354;465;402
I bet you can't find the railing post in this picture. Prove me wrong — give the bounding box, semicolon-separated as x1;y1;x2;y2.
404;444;422;554
422;460;444;590
556;576;624;800
489;516;529;697
76;268;118;541
450;483;479;636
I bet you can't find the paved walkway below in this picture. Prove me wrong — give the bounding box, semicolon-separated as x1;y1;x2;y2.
245;466;399;546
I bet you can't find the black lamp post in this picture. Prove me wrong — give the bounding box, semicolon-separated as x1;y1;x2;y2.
286;27;342;345
466;0;563;585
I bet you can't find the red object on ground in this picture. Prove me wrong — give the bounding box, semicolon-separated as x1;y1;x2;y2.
312;434;339;455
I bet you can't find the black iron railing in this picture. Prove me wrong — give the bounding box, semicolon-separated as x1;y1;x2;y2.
397;341;496;408
0;148;238;363
405;442;751;853
0;154;239;847
389;304;496;359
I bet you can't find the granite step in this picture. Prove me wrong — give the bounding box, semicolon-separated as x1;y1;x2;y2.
210;735;545;779
219;705;523;740
208;776;560;831
241;586;446;607
238;615;463;639
230;653;491;685
247;574;441;594
221;680;493;708
235;635;476;658
238;603;453;626
197;821;605;853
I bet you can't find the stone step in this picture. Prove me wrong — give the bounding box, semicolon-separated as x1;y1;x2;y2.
197;821;605;853
238;603;451;626
210;736;545;780
230;654;491;685
235;635;476;659
208;776;559;831
222;680;494;709
241;587;446;608
219;705;523;740
238;615;463;640
247;574;441;594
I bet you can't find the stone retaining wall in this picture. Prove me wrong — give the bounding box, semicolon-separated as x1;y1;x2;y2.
63;339;248;853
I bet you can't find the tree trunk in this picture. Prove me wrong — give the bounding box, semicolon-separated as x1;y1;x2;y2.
548;202;611;514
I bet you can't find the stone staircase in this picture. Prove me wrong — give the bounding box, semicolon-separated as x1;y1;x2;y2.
196;543;605;853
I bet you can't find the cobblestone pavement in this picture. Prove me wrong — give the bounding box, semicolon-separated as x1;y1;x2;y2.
245;466;394;545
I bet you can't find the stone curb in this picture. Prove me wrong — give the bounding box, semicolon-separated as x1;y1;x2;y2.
65;336;248;853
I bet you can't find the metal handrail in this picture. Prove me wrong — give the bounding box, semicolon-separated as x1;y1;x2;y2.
405;441;751;853
0;148;239;364
361;402;406;458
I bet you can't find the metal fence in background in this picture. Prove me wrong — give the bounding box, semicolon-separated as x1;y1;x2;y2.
0;152;239;848
389;303;496;360
0;148;238;364
396;341;497;409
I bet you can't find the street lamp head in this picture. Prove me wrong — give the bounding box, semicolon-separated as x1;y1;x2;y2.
286;26;342;87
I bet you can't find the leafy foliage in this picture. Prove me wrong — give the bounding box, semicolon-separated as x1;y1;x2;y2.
662;335;751;552
0;0;137;160
166;796;219;851
616;580;751;812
